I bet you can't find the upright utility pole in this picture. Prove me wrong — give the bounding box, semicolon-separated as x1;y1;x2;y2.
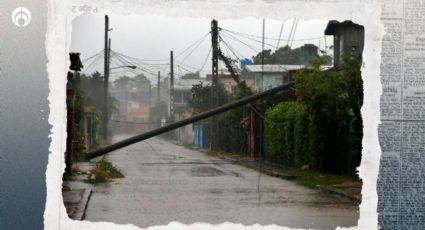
210;19;219;150
103;15;109;140
157;71;161;106
169;51;174;120
261;19;265;92
211;19;219;98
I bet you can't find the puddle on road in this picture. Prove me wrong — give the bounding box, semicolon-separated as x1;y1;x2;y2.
191;166;226;177
208;188;224;194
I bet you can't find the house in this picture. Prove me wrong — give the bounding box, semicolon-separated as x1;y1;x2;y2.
165;77;210;145
171;78;210;115
206;70;255;93
110;80;152;133
241;64;305;91
325;20;364;67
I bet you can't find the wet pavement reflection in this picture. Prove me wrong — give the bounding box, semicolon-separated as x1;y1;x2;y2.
85;135;359;229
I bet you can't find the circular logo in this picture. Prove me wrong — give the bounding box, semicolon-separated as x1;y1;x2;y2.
12;7;31;27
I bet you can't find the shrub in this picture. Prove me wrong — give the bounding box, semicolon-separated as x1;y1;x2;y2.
264;102;316;167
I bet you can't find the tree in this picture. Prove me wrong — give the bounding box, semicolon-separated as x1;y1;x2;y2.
133;74;151;91
188;81;253;153
293;56;363;174
80;71;118;120
181;72;200;79
188;82;229;113
216;82;253;153
252;44;322;65
252;49;273;64
113;76;134;90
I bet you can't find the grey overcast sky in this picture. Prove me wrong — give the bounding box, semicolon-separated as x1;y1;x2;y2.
71;13;332;82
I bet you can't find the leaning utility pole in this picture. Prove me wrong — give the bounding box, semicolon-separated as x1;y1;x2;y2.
210;19;219;150
102;15;109;140
169;51;174;120
85;83;294;159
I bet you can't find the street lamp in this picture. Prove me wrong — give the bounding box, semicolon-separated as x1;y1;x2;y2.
110;65;137;70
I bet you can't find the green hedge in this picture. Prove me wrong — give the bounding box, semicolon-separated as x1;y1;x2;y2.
265;102;316;167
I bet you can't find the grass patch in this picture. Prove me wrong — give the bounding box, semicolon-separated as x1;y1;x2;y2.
288;168;359;189
86;160;124;184
205;150;241;159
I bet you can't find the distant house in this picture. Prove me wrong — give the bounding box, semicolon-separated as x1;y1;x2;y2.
241;64;305;91
325;20;364;67
167;78;210;115
163;77;210;145
206;70;255;93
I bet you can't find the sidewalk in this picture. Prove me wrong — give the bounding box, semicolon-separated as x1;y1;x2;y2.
62;162;96;220
207;152;362;203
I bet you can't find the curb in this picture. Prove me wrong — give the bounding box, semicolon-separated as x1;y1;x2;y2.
223;156;298;180
72;188;93;220
316;185;361;203
225;156;360;202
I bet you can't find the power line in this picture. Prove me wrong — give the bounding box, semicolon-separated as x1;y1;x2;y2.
81;50;103;62
178;32;210;65
289;18;299;47
198;46;212;73
220;35;244;62
82;54;104;75
174;32;210;60
220;26;324;42
222;29;277;49
220;30;261;53
276;22;285;49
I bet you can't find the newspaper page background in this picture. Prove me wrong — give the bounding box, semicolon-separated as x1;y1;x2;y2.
44;0;383;229
378;0;425;228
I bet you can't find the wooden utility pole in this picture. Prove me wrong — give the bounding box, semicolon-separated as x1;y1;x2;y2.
157;71;161;105
210;19;219;150
170;51;174;120
102;15;109;140
86;83;294;159
211;19;219;99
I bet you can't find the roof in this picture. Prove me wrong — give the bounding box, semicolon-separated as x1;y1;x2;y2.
243;64;305;73
324;20;364;35
173;78;210;90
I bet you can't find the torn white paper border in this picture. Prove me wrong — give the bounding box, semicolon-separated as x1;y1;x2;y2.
44;0;384;229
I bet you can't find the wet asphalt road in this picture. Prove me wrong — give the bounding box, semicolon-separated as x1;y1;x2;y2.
85;135;358;229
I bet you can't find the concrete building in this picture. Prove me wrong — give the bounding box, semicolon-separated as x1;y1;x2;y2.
241;64;305;91
325;20;364;67
163;77;211;145
206;70;255;93
169;78;210;115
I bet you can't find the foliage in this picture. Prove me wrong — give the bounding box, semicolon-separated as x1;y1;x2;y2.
295;56;363;174
264;102;316;166
113;76;134;90
188;81;252;154
133;74;151;91
84;106;102;149
252;44;329;65
86;160;124;184
188;82;229;113
215;82;253;153
80;71;118;119
181;72;201;79
67;72;86;160
264;56;362;175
